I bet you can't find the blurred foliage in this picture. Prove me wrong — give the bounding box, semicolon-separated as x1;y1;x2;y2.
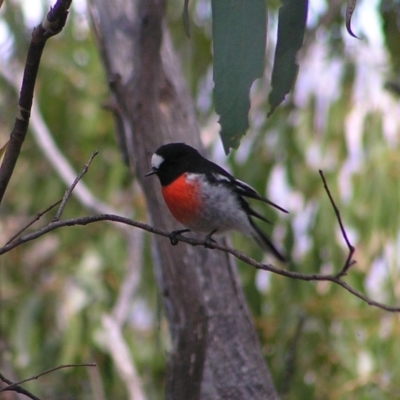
1;0;400;399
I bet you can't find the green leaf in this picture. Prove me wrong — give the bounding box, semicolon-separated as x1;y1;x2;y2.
268;0;308;116
212;0;266;154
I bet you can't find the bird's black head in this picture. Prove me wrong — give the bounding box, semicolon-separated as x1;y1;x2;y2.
146;143;202;186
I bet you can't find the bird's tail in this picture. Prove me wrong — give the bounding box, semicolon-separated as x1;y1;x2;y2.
249;219;286;262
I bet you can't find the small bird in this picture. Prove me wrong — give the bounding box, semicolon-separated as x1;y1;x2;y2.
146;143;288;261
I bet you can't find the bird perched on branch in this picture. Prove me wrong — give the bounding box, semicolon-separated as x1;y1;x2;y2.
146;142;288;261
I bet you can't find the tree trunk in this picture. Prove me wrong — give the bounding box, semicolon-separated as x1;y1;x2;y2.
88;0;278;398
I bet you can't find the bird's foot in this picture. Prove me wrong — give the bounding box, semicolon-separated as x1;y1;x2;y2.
169;229;190;246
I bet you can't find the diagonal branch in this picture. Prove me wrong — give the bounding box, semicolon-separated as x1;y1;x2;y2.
0;373;41;400
4;151;122;246
53;151;99;221
0;0;73;204
5;200;61;245
0;364;96;398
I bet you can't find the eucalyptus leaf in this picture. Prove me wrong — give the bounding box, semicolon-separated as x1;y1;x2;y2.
212;0;266;153
268;0;308;116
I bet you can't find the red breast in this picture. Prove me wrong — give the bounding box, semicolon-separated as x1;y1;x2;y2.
161;174;202;226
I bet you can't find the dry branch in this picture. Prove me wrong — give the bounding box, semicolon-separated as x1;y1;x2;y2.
0;364;96;399
1;160;398;313
0;0;73;204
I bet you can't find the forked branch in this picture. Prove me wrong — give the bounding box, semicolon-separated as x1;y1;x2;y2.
1;158;398;313
1;164;399;313
319;169;356;277
0;364;96;400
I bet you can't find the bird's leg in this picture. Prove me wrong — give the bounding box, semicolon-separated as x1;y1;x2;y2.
169;229;190;246
204;229;217;248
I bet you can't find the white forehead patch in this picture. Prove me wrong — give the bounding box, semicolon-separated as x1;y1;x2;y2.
151;153;164;169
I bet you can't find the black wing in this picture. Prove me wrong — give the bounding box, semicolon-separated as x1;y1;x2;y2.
204;161;288;214
195;156;288;214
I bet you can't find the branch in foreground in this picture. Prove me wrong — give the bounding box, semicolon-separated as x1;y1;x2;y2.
5;151;98;244
5;200;61;245
0;0;72;204
1;213;399;313
0;373;41;400
0;363;96;399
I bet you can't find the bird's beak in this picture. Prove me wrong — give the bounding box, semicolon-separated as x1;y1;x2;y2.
145;168;157;177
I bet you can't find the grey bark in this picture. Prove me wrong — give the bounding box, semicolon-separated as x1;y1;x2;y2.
88;0;279;399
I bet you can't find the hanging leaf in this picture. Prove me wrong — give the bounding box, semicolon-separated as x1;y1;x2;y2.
212;0;266;154
346;0;359;38
268;0;308;116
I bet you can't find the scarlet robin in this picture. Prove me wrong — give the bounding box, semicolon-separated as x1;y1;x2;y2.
146;143;288;261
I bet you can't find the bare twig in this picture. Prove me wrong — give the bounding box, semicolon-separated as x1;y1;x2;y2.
319;170;356;276
5;152;98;244
5;200;61;245
0;0;73;204
0;364;96;397
0;373;41;400
0;213;399;312
53;151;99;221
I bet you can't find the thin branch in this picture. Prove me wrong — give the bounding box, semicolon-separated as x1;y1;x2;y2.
0;213;399;312
319;170;356;276
0;373;41;400
5;152;98;244
0;364;96;397
5;200;61;245
53;151;99;221
0;0;73;204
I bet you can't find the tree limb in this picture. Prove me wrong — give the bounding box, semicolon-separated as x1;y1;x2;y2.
0;0;73;204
